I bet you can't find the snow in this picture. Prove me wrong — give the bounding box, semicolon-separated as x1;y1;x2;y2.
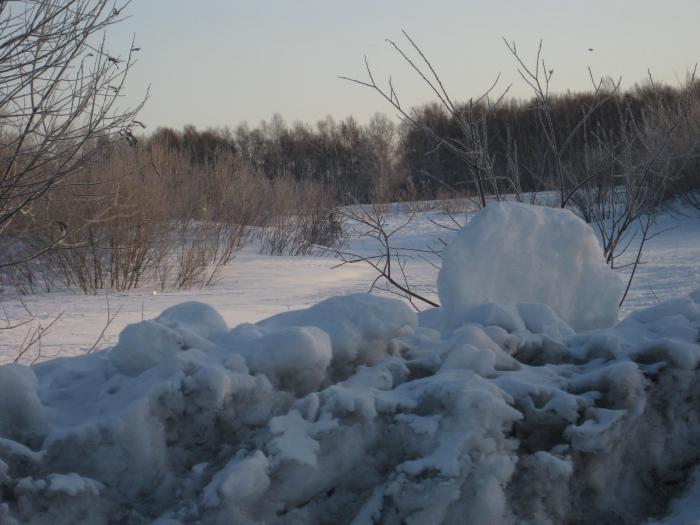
257;293;417;377
1;200;698;362
229;325;332;394
0;364;48;448
109;320;188;376
0;201;698;523
201;451;271;509
438;202;625;331
44;473;104;497
650;467;700;525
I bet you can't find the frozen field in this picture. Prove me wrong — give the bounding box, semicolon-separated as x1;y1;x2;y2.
1;202;698;365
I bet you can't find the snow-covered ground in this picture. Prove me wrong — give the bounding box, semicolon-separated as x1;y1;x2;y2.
0;201;699;524
1;202;698;365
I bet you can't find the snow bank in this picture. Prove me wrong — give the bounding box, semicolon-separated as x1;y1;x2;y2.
0;288;698;524
1;204;699;524
438;202;624;331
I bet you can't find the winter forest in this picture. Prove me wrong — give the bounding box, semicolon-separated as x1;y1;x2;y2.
0;1;699;524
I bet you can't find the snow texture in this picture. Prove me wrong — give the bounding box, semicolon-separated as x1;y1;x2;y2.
438;202;625;331
1;203;699;524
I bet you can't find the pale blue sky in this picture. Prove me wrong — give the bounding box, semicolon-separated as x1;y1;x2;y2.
112;0;700;130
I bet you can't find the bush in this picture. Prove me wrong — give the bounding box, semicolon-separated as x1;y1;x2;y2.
1;143;345;294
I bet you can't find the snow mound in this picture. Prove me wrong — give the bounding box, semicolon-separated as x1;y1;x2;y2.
109;320;186;376
155;301;229;340
109;302;229;377
233;326;332;394
257;293;417;377
0;289;699;523
438;202;624;331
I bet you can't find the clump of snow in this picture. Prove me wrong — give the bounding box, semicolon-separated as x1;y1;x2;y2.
437;202;625;331
0;364;48;448
201;451;270;510
155;301;228;340
257;293;417;377
108;320;186;376
44;473;104;497
109;302;230;377
234;326;332;394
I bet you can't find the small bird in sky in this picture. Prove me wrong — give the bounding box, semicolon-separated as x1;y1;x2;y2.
588;48;595;52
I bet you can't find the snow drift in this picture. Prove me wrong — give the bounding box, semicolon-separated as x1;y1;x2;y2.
0;203;699;525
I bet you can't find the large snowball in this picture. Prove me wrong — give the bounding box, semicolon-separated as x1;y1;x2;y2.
437;202;624;332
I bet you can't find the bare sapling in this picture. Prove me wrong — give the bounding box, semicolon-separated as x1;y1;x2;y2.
503;39;622;208
333;205;439;310
341;30;513;209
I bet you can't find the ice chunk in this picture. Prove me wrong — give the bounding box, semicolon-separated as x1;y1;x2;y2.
438;202;624;331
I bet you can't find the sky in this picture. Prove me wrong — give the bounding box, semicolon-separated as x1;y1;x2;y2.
111;0;700;132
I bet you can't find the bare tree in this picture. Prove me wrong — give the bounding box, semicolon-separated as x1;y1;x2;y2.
341;30;511;209
333;205;439;310
0;0;145;269
502;39;621;208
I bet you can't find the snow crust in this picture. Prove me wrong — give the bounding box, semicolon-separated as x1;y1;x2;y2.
1;203;699;524
438;202;625;331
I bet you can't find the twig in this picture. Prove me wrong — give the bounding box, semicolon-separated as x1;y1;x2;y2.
13;312;64;364
334;206;439;309
86;289;122;353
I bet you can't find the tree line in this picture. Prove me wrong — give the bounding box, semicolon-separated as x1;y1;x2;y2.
143;80;700;205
